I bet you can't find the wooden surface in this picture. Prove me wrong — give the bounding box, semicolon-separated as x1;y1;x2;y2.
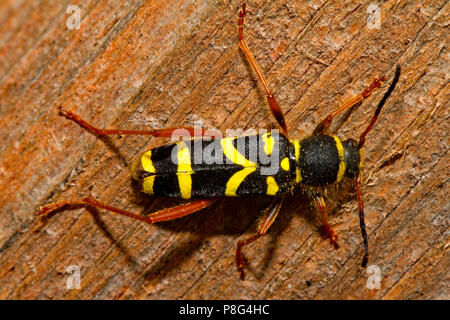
0;0;448;300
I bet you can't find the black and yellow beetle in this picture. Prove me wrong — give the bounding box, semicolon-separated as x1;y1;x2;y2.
39;3;401;280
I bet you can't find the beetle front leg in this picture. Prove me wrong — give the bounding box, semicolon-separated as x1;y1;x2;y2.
314;196;339;249
313;76;386;134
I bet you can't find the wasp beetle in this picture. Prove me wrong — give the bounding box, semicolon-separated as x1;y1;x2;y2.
39;3;401;280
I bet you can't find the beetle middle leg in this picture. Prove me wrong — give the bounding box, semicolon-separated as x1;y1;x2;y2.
238;3;288;136
236;196;284;280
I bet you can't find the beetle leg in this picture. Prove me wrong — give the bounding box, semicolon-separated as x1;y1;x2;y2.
313;75;386;134
57;106;215;138
238;3;287;135
38;197;217;223
314;196;339;249
236;196;284;280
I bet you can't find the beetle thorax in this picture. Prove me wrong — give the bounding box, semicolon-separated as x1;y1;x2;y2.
294;134;359;187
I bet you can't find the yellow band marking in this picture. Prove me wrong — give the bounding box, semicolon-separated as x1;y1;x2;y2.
142;176;156;194
220;137;257;167
280;157;290;171
262;132;274;156
292;140;302;183
332;135;346;183
176;141;193;199
141;150;157;194
141;150;156;173
266;176;279;195
225;167;256;196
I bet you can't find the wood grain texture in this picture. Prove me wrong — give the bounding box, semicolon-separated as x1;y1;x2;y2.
0;0;448;299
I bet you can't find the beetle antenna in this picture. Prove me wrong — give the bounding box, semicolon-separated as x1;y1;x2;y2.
356;170;369;267
358;65;401;149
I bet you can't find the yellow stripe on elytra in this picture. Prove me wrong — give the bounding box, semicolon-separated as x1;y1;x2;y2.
266;176;279;195
142;176;155;194
176;141;193;199
225;167;257;196
141;150;156;173
220;137;257;167
141;150;157;194
262;132;274;156
293;140;302;183
332;135;346;183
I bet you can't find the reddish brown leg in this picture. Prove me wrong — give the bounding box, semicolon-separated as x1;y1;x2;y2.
38;197;217;223
58;106;213;138
314;196;339;249
236;196;284;280
356;170;369;267
238;3;287;135
313;75;386;134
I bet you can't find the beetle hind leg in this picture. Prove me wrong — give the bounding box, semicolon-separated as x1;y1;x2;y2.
38;197;217;223
57;106;213;138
